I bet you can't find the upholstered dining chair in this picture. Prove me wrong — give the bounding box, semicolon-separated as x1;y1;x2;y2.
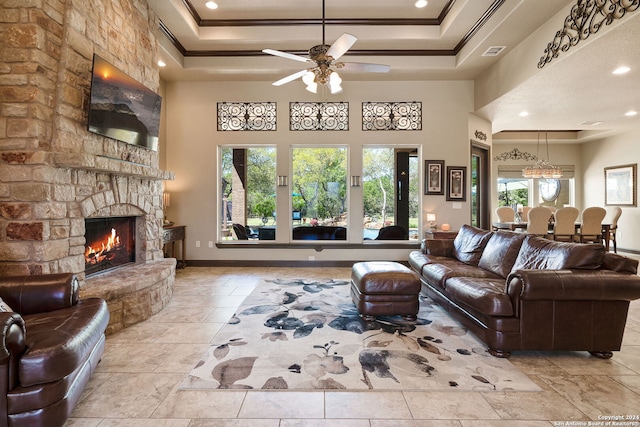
579;206;607;243
527;206;553;237
521;206;532;222
495;206;515;222
553;206;579;242
603;206;622;252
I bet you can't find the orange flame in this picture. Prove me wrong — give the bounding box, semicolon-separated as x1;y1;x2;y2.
85;228;123;265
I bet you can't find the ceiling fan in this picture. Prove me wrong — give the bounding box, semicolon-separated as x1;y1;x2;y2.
262;0;391;94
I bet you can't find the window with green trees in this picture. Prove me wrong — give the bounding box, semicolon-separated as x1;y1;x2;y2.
291;146;348;234
363;147;419;240
220;146;276;240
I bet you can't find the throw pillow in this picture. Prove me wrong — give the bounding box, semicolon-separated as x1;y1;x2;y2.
452;224;493;266
511;235;605;271
0;297;14;313
478;231;527;278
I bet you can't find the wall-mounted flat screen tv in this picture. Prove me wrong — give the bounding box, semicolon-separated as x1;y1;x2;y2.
87;54;161;151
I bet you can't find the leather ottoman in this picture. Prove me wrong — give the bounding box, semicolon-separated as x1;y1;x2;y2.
351;261;421;320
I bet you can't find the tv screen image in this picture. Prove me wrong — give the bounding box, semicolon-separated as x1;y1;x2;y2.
88;54;161;151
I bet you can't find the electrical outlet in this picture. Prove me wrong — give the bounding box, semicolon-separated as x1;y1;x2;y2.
208;241;214;248
195;240;201;248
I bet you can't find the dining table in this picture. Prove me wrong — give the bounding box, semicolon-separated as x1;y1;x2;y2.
491;222;612;251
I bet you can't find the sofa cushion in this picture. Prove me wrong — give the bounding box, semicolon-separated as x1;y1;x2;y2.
452;225;493;266
422;260;502;291
478;231;527;278
511;235;605;272
20;298;109;387
602;252;639;274
444;277;514;316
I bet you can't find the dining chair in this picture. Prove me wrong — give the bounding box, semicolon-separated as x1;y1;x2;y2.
521;206;531;222
579;207;606;243
553;206;579;242
527;206;553;238
493;206;516;231
603;206;622;252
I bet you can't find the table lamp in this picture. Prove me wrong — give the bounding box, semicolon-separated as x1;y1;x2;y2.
427;213;437;231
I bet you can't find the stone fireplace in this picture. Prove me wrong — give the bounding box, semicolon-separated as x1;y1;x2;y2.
0;0;176;334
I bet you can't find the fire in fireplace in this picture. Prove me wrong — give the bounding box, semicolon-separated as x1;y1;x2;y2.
85;217;136;276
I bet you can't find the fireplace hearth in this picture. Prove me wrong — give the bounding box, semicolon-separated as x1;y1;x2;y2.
85;217;136;276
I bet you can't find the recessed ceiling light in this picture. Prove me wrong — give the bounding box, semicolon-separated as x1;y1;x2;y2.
157;60;166;67
205;1;218;9
612;66;630;75
415;0;428;8
625;110;638;117
519;111;529;117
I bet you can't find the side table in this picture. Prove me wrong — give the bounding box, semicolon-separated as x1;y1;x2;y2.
424;230;458;240
163;225;186;268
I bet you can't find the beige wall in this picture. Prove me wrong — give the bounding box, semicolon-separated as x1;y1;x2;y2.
162;80;481;262
581;130;640;252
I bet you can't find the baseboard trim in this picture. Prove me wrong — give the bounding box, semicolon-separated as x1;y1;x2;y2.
184;260;410;268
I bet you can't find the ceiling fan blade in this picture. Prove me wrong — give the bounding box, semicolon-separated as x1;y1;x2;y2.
326;33;357;60
272;69;309;86
262;49;310;63
340;62;391;73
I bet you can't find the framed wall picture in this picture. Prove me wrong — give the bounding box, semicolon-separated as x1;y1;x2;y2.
425;160;445;195
446;166;467;201
605;163;637;206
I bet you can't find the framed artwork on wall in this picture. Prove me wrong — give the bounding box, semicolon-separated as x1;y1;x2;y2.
446;166;467;201
425;160;445;195
605;163;637;206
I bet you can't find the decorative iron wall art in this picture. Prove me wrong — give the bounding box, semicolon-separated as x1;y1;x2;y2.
538;0;639;68
493;148;537;161
289;102;349;131
362;102;422;131
217;102;277;131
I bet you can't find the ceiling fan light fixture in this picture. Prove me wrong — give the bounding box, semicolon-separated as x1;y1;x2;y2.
306;82;318;93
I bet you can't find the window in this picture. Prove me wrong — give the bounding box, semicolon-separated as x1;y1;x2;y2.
362;147;419;240
220;146;276;240
291;146;348;239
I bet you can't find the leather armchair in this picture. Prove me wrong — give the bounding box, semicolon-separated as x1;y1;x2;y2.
0;273;109;427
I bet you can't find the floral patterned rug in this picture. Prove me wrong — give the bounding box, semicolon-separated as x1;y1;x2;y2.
181;278;541;391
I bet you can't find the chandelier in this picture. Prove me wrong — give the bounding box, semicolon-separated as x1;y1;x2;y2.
522;131;563;179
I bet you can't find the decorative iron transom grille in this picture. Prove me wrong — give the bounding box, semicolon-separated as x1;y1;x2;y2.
289;102;349;131
362;102;422;131
217;102;277;131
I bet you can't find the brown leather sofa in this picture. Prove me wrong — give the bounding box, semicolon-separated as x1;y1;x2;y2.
409;224;640;358
0;273;109;427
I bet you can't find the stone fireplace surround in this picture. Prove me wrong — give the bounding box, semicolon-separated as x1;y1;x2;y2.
64;152;176;335
0;0;175;334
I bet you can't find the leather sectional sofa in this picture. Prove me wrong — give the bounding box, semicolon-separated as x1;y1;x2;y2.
409;224;640;358
0;273;109;427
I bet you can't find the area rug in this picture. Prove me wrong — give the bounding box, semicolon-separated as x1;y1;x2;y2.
181;278;541;391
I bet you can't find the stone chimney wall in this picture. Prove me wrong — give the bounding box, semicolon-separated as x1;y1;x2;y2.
0;0;173;278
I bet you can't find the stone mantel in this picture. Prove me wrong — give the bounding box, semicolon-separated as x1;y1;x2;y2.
54;153;175;181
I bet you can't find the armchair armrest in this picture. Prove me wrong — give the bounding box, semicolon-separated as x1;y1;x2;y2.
0;273;79;315
0;312;26;391
506;269;640;302
422;239;455;257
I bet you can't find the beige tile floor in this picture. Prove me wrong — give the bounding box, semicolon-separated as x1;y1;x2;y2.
66;263;640;427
